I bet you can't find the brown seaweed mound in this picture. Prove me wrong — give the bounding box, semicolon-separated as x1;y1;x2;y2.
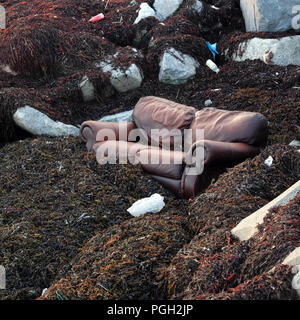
39;211;192;300
161;145;300;299
182;193;300;300
0;136;188;299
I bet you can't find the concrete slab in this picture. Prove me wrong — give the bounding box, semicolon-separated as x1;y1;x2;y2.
231;180;300;241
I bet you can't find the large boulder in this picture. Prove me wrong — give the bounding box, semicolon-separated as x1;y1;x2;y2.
13;106;79;137
240;0;300;32
231;36;300;66
100;63;143;93
97;48;144;93
159;47;199;84
134;3;156;24
154;0;184;21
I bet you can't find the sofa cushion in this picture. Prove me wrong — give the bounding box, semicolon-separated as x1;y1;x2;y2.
133;96;196;148
188;107;268;149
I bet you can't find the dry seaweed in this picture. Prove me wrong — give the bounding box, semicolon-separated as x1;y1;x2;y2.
159;145;299;299
38;211;192;300
187;265;298;300
0;136;188;299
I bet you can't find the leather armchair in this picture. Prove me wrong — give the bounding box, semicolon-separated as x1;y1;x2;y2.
80;96;268;198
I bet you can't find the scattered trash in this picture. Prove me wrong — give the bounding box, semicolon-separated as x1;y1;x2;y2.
206;59;220;73
129;0;138;7
127;193;165;217
55;291;64;300
42;288;48;295
89;13;104;23
264;156;274;167
206;41;218;59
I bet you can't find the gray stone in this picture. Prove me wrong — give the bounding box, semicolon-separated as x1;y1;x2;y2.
153;0;184;21
240;0;300;32
289;140;300;147
99;110;133;122
0;64;17;76
159;47;199;85
191;0;203;14
204;99;213;106
78;76;95;102
282;247;300;267
134;3;156;24
99;62;143;93
269;247;300;272
232;36;300;66
231;180;300;241
268;247;300;297
13;106;79;137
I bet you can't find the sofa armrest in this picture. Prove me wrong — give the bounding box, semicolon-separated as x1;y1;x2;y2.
185;139;260;167
180;140;260;198
80;121;136;151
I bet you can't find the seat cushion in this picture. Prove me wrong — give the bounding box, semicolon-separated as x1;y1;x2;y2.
133;96;196;148
139;148;185;180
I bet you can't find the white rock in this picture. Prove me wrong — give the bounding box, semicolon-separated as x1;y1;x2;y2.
269;246;300;271
191;0;203;14
134;3;156;24
232;36;300;67
159;47;199;84
240;0;300;32
231;180;300;242
0;64;17;76
153;0;184;21
291;264;300;298
13;106;79;137
204;99;213;107
268;248;300;297
100;110;133;122
289;140;300;147
100;62;143;93
127;193;165;217
282;247;300;267
78;76;95;102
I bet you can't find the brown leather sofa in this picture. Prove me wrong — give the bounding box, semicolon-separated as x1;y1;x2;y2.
80;96;268;198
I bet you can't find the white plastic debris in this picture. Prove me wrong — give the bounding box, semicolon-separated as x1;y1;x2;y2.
42;288;48;295
264;156;273;167
206;59;220;73
204;99;213;107
127;193;165;217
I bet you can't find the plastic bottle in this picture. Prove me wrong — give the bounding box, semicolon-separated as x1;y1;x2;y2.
206;59;220;73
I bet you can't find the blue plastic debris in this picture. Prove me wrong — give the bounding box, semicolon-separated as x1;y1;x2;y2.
206;41;219;59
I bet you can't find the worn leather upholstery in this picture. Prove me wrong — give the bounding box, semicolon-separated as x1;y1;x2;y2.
80;96;268;198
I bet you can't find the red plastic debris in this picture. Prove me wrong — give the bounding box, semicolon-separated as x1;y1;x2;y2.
89;13;104;22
